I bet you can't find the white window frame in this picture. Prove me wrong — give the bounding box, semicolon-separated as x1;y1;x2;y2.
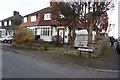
44;13;51;20
4;21;7;26
60;14;64;18
40;27;52;36
31;15;37;22
24;17;28;23
9;21;12;25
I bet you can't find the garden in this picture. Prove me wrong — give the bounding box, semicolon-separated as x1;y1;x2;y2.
12;27;110;59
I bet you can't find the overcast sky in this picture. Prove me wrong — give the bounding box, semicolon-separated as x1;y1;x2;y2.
107;1;118;39
0;0;119;38
0;0;50;19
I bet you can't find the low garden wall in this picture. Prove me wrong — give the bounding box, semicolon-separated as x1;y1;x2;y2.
12;42;49;51
65;38;109;58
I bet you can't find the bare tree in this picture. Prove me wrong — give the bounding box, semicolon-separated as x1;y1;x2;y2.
50;0;115;46
69;0;115;43
93;12;109;40
51;2;79;47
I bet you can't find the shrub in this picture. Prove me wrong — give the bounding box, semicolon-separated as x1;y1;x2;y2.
14;28;35;43
35;35;40;40
52;35;62;46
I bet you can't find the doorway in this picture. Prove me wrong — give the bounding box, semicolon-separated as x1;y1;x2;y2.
57;28;65;43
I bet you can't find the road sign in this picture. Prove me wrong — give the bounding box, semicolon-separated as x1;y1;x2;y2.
78;48;93;52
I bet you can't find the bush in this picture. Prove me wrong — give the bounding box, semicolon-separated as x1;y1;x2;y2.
35;35;40;40
52;35;62;46
14;28;35;43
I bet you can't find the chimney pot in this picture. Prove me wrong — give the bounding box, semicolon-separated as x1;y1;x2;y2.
14;11;19;16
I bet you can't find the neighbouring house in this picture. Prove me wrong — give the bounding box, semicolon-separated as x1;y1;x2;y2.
0;11;23;37
21;7;84;43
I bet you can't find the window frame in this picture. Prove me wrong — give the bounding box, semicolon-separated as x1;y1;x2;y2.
44;13;51;20
24;17;28;23
4;21;7;26
31;15;37;22
40;27;52;36
9;20;12;25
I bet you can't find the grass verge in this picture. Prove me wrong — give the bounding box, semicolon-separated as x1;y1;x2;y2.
103;42;110;56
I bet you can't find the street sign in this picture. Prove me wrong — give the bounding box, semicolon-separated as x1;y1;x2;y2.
78;48;93;52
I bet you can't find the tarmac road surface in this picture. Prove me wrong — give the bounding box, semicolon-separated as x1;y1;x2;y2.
2;49;118;78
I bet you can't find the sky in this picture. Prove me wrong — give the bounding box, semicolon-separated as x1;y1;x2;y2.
0;0;119;39
107;0;119;39
0;0;50;19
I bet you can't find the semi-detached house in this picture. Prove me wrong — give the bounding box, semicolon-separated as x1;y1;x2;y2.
21;7;84;43
0;11;22;37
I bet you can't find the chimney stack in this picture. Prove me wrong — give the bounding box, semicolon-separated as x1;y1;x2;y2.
50;1;57;7
13;11;19;16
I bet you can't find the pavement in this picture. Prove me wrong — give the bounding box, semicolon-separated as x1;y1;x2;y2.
1;43;119;72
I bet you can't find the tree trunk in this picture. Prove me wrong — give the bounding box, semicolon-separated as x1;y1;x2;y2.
68;27;76;48
68;28;72;47
71;27;76;46
95;31;98;42
88;24;93;44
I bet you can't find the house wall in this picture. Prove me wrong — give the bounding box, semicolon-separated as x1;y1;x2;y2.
52;26;69;43
20;7;85;43
0;29;6;37
38;26;52;42
1;11;22;37
0;29;14;37
27;26;69;43
27;26;53;42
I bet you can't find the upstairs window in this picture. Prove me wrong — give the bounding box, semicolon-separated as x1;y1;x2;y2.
31;15;37;22
60;14;64;18
9;21;12;25
4;21;7;26
44;13;51;20
24;17;28;23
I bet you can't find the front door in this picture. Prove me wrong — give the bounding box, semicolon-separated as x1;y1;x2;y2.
58;28;65;43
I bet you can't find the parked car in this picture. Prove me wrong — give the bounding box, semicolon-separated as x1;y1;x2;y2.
0;35;13;44
116;37;120;53
74;29;96;48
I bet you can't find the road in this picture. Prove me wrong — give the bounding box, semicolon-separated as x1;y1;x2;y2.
2;48;118;78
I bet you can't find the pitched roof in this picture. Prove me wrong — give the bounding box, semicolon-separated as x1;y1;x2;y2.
22;7;56;26
2;16;13;21
38;20;55;26
24;7;51;17
1;14;22;21
22;7;84;28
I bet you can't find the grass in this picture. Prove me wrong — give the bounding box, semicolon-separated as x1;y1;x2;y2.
46;45;55;50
